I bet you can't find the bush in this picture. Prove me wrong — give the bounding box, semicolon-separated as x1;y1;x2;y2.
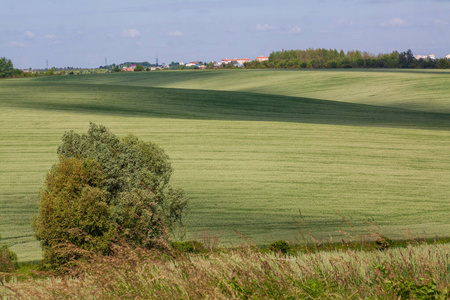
375;235;393;251
172;241;207;253
0;235;18;282
134;64;145;71
269;240;291;254
33;157;115;269
34;123;188;269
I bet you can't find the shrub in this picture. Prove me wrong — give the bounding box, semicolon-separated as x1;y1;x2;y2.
0;235;18;282
171;240;207;253
34;123;188;269
375;235;393;251
33;157;115;269
269;240;292;254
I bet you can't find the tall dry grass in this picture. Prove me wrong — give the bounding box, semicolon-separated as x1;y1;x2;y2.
2;242;449;299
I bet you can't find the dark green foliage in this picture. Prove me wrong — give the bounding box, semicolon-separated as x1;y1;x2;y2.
134;64;145;72
398;49;415;68
33;157;115;269
269;240;291;254
34;123;188;269
245;48;441;69
171;241;207;253
437;58;450;69
0;57;14;78
375;235;393;251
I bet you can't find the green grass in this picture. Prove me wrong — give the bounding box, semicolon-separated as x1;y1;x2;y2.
1;69;449;262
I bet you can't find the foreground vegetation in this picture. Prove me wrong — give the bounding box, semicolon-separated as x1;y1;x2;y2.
1;69;449;262
34;124;188;270
1;241;449;299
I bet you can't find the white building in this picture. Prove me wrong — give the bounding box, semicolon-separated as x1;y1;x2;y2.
446;54;450;59
414;54;436;60
221;58;251;65
185;62;199;67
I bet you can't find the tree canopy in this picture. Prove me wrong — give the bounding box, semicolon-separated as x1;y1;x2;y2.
0;57;14;78
134;64;145;71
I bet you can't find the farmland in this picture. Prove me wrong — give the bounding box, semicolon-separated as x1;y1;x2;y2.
1;69;449;262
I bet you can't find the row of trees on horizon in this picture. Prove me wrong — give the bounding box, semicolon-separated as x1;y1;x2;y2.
244;49;450;69
2;49;450;78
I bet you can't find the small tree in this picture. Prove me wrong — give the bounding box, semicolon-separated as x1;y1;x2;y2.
134;64;145;72
0;235;18;279
45;68;55;76
0;57;14;78
437;58;450;69
34;123;188;269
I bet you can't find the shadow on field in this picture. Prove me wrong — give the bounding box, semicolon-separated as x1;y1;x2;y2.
3;83;450;130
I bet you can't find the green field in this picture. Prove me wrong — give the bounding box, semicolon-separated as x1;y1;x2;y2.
1;69;449;262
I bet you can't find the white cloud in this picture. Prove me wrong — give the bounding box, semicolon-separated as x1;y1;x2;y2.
44;34;57;39
8;41;28;47
169;30;183;37
289;26;302;34
380;17;407;27
25;31;35;38
121;29;141;38
256;24;275;31
107;33;115;39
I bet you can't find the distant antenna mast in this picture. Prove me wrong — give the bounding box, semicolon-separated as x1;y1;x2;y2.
105;57;107;66
46;59;48;70
156;56;158;66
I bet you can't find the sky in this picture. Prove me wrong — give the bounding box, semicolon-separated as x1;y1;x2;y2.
1;0;450;69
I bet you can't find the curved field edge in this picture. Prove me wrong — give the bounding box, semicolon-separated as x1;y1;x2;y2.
0;70;449;262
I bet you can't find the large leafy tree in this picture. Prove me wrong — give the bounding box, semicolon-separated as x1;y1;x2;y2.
34;123;188;269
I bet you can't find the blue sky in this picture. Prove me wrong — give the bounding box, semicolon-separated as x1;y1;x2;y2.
1;0;450;69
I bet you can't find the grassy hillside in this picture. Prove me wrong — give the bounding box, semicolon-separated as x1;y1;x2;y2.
32;69;450;113
1;70;449;262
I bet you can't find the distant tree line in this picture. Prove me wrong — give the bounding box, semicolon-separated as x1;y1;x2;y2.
99;62;160;72
244;49;450;69
0;57;31;78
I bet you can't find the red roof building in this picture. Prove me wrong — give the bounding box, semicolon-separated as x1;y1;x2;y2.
256;56;269;62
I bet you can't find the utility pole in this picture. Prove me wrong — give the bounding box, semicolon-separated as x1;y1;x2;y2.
46;59;48;70
156;56;158;67
105;57;107;67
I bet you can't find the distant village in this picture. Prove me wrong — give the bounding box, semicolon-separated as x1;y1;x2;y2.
118;56;270;72
20;51;450;73
105;52;450;72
